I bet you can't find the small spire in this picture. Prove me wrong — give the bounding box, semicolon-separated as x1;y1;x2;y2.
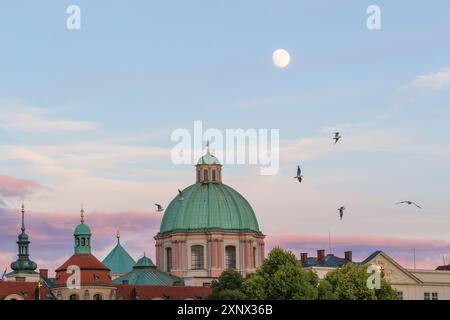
116;229;120;244
21;203;25;232
206;139;210;154
144;251;146;257
80;205;85;224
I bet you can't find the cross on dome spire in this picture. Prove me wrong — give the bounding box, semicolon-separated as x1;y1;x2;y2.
21;203;26;233
80;205;85;224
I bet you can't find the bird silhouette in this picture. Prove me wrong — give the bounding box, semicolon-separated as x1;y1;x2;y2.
396;201;422;209
178;189;184;201
333;132;341;144
293;165;303;183
155;204;164;212
338;206;345;220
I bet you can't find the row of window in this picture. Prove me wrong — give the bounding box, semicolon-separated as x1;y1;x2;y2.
166;245;256;271
397;291;439;300
424;292;438;300
197;168;219;182
67;293;103;300
75;237;90;246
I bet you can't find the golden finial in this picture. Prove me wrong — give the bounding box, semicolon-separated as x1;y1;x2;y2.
80;205;85;224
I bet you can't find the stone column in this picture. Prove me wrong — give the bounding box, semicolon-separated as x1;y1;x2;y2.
182;241;187;270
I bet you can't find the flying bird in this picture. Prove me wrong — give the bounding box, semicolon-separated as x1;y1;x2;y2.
293;165;303;183
338;206;345;220
178;189;184;201
155;204;164;212
396;201;422;209
333;132;341;144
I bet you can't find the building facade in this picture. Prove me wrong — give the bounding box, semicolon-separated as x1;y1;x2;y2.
301;249;450;300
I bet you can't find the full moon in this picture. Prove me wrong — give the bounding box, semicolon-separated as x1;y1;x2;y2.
272;49;290;68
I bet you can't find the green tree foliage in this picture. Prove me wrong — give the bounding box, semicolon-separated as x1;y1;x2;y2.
242;247;319;300
206;269;246;300
322;263;399;300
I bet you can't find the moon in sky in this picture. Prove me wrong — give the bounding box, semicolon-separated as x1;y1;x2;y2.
272;49;291;68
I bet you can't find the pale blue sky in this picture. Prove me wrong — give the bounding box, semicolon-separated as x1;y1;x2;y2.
1;1;450;268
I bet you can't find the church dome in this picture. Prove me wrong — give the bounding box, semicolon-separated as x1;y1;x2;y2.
102;232;136;274
159;182;261;235
74;223;91;236
197;151;221;165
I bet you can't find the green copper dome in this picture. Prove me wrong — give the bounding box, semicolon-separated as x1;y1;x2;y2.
113;255;181;286
159;183;261;235
102;239;136;274
74;223;91;236
197;151;221;165
134;256;155;268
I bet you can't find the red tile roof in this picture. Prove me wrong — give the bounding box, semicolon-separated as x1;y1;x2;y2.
115;284;212;300
55;254;110;272
0;281;49;300
54;254;112;286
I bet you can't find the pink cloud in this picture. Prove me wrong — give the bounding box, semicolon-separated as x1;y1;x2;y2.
0;174;42;199
0;208;163;276
2;206;450;276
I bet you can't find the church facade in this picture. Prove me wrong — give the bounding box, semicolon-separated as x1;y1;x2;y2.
155;150;265;286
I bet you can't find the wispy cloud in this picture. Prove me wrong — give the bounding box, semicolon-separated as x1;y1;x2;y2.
407;68;450;91
0;175;43;200
0;100;99;133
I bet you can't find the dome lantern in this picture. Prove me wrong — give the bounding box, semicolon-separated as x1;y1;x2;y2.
74;206;92;254
195;146;222;184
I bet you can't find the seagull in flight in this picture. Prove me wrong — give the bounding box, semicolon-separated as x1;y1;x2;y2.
178;189;184;201
293;165;303;183
396;201;422;209
338;206;345;220
155;204;164;212
333;132;342;144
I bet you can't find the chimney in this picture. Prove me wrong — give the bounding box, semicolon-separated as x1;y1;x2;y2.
345;251;353;262
39;269;48;280
300;253;308;263
317;249;325;263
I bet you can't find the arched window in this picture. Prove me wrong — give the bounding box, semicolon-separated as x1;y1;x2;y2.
69;294;79;300
191;245;204;270
93;294;103;300
203;169;208;181
166;247;173;272
212;170;216;181
81;237;86;246
84;290;90;300
76;238;80;246
197;169;200;182
225;246;236;270
253;247;257;268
